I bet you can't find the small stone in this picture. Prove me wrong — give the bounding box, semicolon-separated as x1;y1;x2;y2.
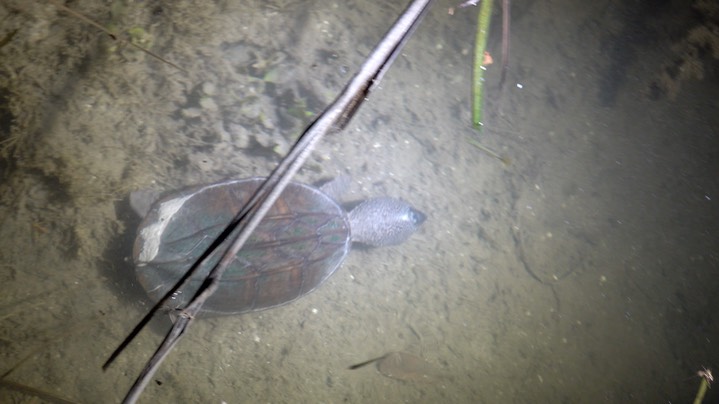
202;82;217;96
181;107;202;118
199;97;218;111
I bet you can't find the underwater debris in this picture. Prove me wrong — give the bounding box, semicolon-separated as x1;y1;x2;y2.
649;0;719;99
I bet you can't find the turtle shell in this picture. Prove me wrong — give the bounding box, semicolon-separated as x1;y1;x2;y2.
133;178;351;316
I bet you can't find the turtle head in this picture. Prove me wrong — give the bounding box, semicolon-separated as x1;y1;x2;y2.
348;197;426;247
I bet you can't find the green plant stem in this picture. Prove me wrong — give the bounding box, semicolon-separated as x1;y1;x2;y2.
472;0;493;129
693;378;709;404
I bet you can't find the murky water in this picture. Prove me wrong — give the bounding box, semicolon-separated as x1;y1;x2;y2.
1;0;718;402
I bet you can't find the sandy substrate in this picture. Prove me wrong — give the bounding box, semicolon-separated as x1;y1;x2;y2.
1;0;718;402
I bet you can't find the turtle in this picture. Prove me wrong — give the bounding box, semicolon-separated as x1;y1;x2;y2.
130;176;426;316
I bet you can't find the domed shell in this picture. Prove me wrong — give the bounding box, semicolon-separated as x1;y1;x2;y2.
133;178;351;316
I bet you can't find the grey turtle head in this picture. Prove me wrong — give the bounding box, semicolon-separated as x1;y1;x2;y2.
347;197;426;247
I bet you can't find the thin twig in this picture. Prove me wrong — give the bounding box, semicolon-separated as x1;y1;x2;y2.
499;0;510;89
466;136;511;165
47;0;186;72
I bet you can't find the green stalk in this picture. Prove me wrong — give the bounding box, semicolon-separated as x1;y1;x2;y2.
693;377;710;404
472;0;493;129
